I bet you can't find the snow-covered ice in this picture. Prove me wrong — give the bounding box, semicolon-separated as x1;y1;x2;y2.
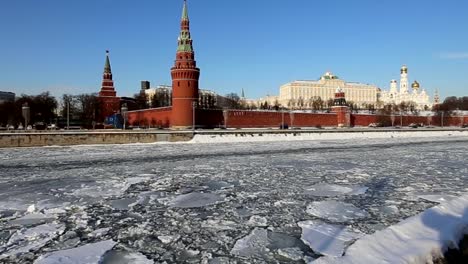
298;220;363;257
313;194;468;264
306;201;368;222
0;134;467;263
34;240;116;264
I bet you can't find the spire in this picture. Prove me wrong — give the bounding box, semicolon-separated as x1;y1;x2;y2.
241;88;245;99
104;50;112;74
182;0;189;21
177;0;193;52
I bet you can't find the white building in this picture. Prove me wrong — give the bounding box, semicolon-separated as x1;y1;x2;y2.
276;72;379;108
380;65;432;110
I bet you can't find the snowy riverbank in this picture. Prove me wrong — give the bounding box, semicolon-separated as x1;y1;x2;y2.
191;129;468;143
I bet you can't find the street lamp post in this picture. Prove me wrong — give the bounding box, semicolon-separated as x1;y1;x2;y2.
67;100;70;130
121;103;128;130
441;112;444;127
400;111;403;127
281;110;285;129
192;101;197;132
22;103;30;129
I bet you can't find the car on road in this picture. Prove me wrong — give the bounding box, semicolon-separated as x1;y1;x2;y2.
462;124;468;128
408;123;420;128
368;123;383;128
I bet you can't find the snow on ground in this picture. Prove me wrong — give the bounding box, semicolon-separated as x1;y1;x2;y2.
313;194;468;264
0;133;467;263
191;130;468;143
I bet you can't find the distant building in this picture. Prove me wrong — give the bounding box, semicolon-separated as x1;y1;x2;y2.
380;65;432;110
278;72;379;109
0;91;15;103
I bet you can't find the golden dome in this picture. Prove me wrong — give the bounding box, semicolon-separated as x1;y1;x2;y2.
401;65;408;74
412;80;420;89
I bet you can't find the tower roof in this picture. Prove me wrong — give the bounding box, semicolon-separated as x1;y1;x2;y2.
104;50;112;74
177;0;194;53
182;0;189;21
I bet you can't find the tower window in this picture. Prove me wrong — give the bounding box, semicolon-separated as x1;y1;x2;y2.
178;82;180;87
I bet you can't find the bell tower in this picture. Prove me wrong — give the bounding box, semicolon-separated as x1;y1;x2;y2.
171;0;200;129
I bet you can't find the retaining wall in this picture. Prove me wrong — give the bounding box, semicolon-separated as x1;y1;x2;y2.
0;131;193;148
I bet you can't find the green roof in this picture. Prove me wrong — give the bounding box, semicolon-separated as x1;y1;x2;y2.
104;51;111;73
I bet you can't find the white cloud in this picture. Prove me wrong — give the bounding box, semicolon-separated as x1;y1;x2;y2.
439;52;468;59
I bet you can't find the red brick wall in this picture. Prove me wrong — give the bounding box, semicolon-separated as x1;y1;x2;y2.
222;110;337;128
127;107;172;128
127;108;467;129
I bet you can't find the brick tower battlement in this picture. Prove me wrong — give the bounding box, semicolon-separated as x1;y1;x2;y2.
170;0;200;129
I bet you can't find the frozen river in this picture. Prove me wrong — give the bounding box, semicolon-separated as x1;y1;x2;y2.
0;136;468;263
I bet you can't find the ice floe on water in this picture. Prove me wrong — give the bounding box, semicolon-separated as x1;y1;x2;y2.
34;240;117;264
1;223;65;259
101;248;154;264
304;183;368;197
168;192;223;208
313;194;468;264
8;213;56;226
230;228;311;261
417;194;458;203
306;200;368;222
298;220;363;257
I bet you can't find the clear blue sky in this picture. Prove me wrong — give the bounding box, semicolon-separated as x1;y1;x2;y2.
0;0;467;100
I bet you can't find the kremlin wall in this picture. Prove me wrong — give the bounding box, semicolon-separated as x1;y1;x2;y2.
99;1;467;130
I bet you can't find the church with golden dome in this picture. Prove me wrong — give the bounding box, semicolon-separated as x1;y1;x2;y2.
380;65;433;110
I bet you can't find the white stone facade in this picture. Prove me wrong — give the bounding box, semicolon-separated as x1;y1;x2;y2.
380;65;432;110
277;72;379;108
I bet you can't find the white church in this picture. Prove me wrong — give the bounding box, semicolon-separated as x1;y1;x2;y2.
380;65;433;110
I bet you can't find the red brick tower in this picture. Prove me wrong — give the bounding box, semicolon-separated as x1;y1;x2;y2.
332;87;350;127
171;0;200;129
99;50;120;121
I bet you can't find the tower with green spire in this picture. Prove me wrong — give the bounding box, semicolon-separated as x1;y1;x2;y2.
98;50;120;121
171;0;200;128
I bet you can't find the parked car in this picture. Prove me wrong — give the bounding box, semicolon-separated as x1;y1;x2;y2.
47;124;58;130
33;122;47;130
408;123;420;128
368;123;383;128
462;124;468;128
279;123;289;129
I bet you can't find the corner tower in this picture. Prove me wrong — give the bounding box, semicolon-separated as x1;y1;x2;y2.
99;50;120;121
171;0;200;129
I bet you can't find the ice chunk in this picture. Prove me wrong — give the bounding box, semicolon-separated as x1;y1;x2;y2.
418;194;458;203
34;240;117;264
8;213;55;226
27;204;36;213
313;194;468;264
277;247;304;261
247;215;268;227
230;228;270;258
306;201;368;222
298;220;363;257
101;249;154;264
304;183;368;197
3;223;65;257
231;228;308;259
169;192;223;208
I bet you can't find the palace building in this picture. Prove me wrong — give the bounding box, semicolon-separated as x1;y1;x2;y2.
276;72;379;109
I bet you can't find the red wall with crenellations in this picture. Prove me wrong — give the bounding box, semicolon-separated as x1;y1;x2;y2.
127;107;468;129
